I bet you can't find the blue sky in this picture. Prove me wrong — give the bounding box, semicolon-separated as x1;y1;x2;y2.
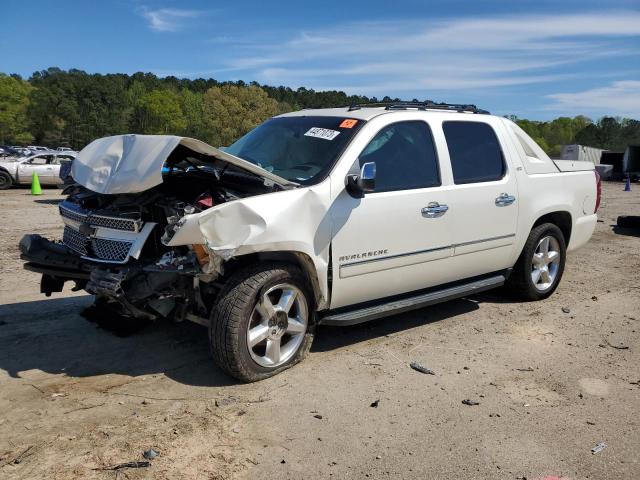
2;0;639;119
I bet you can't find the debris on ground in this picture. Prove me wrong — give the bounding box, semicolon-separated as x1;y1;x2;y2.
409;362;435;375
562;307;571;314
93;461;151;471
462;399;480;406
516;367;534;372
215;396;239;407
143;448;159;460
602;336;629;350
2;445;34;466
370;400;379;408
591;442;607;454
313;414;323;420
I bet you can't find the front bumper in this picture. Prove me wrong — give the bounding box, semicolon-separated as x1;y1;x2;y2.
20;234;92;295
20;234;192;320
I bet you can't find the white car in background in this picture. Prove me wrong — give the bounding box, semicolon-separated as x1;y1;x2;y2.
0;150;77;189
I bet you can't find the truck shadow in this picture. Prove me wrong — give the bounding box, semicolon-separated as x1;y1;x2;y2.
313;298;479;352
0;294;482;386
0;295;235;387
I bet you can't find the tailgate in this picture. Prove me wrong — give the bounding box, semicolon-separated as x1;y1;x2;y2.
552;159;595;172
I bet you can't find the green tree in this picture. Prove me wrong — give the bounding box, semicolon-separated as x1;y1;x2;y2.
132;89;187;134
202;84;279;146
0;74;34;144
179;89;204;138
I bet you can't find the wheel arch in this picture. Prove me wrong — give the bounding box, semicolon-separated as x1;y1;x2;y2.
222;250;327;310
531;211;572;245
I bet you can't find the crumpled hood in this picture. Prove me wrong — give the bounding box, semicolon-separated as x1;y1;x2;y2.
71;134;295;195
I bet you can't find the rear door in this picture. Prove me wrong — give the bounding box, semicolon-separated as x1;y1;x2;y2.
440;120;519;278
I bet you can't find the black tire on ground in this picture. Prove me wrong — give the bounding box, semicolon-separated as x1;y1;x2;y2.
617;215;640;229
0;171;13;190
209;263;315;382
506;222;566;301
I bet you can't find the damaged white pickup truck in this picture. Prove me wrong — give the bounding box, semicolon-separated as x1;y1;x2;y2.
20;103;600;382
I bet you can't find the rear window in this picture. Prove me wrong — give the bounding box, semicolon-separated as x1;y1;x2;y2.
443;121;505;184
225;116;364;185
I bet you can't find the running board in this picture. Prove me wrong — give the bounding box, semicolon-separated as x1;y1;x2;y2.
320;274;505;326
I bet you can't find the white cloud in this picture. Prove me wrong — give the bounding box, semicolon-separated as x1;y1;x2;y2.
220;12;640;95
137;7;201;32
546;81;640;117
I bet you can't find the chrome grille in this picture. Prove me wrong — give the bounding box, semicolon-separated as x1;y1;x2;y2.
59;203;139;232
88;215;139;232
59;205;86;224
90;238;133;262
63;226;88;255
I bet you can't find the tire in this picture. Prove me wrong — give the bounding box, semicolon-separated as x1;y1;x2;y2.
617;216;640;229
0;171;13;190
506;223;566;301
209;263;315;382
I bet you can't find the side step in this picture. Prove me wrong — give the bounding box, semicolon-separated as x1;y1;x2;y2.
319;274;505;326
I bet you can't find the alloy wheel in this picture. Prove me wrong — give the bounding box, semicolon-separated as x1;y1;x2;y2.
246;283;308;367
531;235;561;292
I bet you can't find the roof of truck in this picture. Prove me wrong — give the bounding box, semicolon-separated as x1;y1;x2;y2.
277;102;491;121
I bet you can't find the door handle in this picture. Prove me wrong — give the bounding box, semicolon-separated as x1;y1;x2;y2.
495;193;516;207
422;202;449;218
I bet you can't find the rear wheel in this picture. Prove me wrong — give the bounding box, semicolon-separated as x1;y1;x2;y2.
209;263;315;382
0;171;13;190
507;223;566;300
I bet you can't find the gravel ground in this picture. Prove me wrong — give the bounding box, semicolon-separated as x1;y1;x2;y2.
0;182;639;480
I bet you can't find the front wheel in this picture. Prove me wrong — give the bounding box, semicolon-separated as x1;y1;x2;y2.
0;171;13;190
209;263;315;382
506;223;566;301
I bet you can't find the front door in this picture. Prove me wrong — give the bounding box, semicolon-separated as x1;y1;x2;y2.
18;155;56;184
329;120;456;309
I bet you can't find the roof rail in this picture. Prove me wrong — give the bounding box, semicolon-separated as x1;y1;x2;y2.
347;101;490;114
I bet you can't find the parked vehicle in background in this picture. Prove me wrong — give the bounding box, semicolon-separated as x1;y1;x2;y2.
57;147;74;152
27;145;49;152
560;144;604;165
10;146;32;156
0;150;77;189
20;103;599;382
58;155;76;184
0;145;24;159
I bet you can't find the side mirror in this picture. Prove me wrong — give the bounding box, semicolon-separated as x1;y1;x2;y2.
346;161;376;197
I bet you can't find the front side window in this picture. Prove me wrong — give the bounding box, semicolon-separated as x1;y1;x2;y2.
225;116;365;185
27;155;51;165
359;121;440;192
443;121;505;184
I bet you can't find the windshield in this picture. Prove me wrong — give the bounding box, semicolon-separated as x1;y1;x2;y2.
225;116;365;185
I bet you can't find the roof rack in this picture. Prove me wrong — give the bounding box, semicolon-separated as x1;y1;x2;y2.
347;101;490;114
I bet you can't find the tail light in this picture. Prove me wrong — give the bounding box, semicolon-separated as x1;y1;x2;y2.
594;170;602;213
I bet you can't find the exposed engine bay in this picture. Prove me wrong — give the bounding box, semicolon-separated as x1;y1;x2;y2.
20;142;282;322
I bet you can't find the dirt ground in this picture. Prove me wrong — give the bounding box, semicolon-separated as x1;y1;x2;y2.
0;182;639;480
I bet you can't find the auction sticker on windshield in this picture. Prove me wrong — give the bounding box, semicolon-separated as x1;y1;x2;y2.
305;127;341;141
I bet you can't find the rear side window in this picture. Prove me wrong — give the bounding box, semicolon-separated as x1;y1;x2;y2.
443;121;505;184
359;121;440;192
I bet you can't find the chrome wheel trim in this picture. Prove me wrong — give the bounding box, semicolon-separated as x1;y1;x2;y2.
531;235;561;292
247;283;308;368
